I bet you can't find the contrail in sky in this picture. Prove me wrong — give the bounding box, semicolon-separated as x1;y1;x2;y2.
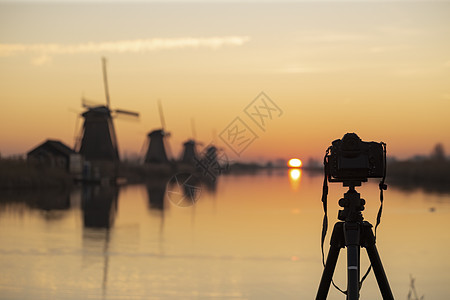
0;36;251;64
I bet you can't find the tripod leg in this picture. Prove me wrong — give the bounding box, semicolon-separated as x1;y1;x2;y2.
316;222;345;300
362;223;394;300
344;222;360;300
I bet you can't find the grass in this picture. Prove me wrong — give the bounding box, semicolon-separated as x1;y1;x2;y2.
407;275;424;300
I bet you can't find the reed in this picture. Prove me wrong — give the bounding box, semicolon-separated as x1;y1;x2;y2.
0;158;72;189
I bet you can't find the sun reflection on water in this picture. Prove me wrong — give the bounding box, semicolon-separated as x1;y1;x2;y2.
288;169;302;191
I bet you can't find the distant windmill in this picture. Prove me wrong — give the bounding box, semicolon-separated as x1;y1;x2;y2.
143;100;171;164
180;118;199;164
76;57;139;163
195;128;229;182
180;140;198;164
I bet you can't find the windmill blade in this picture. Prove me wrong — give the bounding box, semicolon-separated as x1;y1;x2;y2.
102;57;111;108
113;109;140;122
114;109;140;118
164;132;174;160
157;99;166;130
140;136;150;163
73;114;83;151
156;100;174;157
68;108;82;150
156;128;173;159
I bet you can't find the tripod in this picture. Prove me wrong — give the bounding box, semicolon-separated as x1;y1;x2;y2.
316;184;394;300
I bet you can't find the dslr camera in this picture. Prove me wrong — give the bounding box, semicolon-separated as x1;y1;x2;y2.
325;133;385;184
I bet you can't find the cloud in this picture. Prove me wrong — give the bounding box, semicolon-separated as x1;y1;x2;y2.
0;36;251;62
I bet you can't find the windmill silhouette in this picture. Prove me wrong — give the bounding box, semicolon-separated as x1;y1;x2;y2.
76;58;139;166
180;118;200;165
194;129;229;183
180;139;198;164
143;100;171;164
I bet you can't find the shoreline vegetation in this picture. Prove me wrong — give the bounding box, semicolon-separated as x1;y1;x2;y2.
0;158;73;190
387;143;450;193
387;159;450;193
1;152;450;194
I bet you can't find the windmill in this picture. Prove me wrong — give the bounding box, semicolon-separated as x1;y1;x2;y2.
180;140;198;164
143;100;171;164
76;57;139;164
195;129;229;184
180;118;199;164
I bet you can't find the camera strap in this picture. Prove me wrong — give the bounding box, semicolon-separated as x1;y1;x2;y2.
360;142;388;288
375;142;388;238
320;147;331;268
320;147;347;294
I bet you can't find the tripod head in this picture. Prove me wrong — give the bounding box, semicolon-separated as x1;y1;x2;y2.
337;184;366;223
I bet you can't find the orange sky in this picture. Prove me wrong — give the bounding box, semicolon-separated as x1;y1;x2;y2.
1;2;449;162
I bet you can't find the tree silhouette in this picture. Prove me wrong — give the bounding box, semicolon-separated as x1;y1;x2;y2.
430;143;445;161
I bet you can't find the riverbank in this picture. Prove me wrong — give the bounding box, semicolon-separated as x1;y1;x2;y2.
225;160;450;193
2;157;449;193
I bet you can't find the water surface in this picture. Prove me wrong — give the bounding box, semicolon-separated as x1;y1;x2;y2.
1;171;449;299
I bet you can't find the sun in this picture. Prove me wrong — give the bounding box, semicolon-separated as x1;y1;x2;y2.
287;158;302;168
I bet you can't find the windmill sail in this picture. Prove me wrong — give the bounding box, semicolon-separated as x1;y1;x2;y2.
114;109;139;117
102;57;111;108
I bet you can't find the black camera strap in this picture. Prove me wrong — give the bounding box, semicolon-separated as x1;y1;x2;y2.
375;142;388;238
320;146;331;268
360;142;388;287
320;147;347;294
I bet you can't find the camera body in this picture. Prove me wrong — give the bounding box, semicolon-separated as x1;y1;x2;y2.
326;133;385;183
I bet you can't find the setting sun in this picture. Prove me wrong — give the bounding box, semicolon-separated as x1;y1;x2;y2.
288;158;302;168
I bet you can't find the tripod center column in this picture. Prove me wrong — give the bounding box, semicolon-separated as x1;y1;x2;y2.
344;222;361;300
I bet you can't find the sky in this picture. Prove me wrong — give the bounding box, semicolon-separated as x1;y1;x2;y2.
1;1;449;162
